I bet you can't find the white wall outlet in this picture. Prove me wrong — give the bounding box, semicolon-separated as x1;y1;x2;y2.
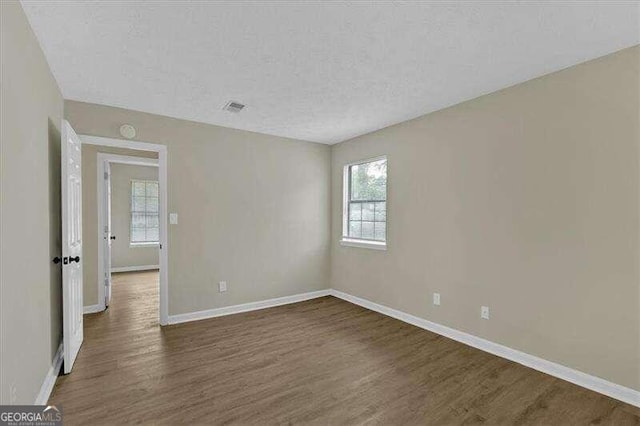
218;281;227;292
481;306;490;320
169;213;178;224
433;293;441;306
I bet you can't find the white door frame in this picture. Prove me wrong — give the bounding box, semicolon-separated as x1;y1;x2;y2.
82;135;169;326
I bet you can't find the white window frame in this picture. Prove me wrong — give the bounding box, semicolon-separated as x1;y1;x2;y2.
341;155;387;250
130;179;160;247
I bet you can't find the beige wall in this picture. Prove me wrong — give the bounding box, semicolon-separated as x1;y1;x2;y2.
331;46;640;391
67;101;332;315
0;1;64;404
110;163;159;270
81;145;157;306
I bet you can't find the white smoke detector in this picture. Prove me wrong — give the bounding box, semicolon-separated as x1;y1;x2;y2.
223;101;245;113
119;124;136;139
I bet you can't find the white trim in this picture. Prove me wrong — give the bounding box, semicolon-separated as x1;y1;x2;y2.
340;238;387;250
85;135;169;326
96;156;107;313
159;147;168;325
329;289;640;408
98;154;159;167
344;155;388;168
111;265;159;273
82;135;164;152
83;304;104;314
35;343;63;405
168;289;331;325
130;242;160;248
342;162;349;236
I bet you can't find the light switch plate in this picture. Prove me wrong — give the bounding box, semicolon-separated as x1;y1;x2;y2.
169;213;178;224
219;281;227;292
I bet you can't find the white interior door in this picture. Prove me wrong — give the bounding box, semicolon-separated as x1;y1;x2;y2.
104;162;113;307
62;119;84;374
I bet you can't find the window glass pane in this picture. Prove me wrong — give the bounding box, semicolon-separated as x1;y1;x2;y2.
133;181;146;196
349;203;361;220
361;221;375;239
362;203;374;221
131;228;146;242
374;222;386;241
132;213;146;228
375;202;386;221
146;214;159;228
349;221;361;238
146;227;159;242
146;197;159;213
344;158;387;243
132;196;146;212
146;182;159;197
350;159;386;201
131;180;159;244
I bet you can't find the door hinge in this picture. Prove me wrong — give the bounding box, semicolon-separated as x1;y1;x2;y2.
104;171;109;180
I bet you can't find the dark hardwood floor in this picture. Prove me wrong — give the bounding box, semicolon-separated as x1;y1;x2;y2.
49;271;640;425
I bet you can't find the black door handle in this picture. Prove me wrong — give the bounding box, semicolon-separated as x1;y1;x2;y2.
52;257;62;264
69;256;80;263
110;235;116;240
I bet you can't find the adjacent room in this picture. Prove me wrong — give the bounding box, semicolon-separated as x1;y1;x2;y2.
82;147;161;316
1;1;639;424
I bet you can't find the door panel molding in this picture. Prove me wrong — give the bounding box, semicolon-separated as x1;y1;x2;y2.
62;120;84;374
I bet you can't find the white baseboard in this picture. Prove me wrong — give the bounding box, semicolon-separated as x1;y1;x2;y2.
329;289;640;408
111;265;159;273
83;304;104;314
35;342;63;405
167;289;331;325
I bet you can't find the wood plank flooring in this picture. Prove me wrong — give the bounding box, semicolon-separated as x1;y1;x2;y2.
50;271;640;425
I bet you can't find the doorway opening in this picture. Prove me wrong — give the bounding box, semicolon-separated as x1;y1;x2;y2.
83;135;169;325
100;154;159;312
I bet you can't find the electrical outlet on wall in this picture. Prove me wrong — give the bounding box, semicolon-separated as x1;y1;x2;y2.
218;281;227;293
481;306;490;320
433;293;441;306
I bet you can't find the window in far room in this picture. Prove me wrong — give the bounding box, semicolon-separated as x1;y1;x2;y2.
130;180;159;245
342;157;387;250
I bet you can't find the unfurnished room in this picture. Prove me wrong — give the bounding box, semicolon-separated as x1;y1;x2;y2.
1;1;639;424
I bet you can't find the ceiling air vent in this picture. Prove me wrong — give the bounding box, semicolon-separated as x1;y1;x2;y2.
223;101;245;113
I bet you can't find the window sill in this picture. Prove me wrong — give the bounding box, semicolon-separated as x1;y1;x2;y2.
340;238;387;251
130;242;159;248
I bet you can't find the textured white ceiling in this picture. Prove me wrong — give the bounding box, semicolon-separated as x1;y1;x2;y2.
21;1;640;144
